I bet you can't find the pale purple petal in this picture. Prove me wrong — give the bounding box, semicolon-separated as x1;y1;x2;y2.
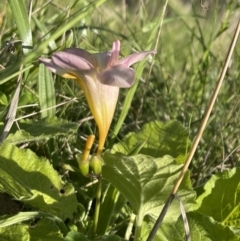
63;48;96;66
39;58;69;76
97;64;135;88
118;50;156;67
93;40;121;70
108;40;120;66
39;58;56;72
94;51;112;70
52;50;95;74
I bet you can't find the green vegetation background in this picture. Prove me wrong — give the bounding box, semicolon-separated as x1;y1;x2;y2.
0;0;239;193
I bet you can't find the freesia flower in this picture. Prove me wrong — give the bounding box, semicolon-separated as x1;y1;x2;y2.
39;40;155;155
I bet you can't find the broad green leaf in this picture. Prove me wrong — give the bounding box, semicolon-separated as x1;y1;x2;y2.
196;167;240;228
3;117;78;144
0;212;43;228
38;64;56;118
0;223;30;241
29;218;64;241
64;231;89;241
102;152;195;224
64;232;125;241
93;234;125;241
111;120;190;163
142;212;240;241
0;143;77;219
8;0;32;55
0;212;68;235
0;218;65;241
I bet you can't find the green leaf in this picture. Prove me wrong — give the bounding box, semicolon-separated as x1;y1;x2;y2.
64;231;89;241
0;64;34;85
102;152;195;223
3;117;78;144
0;143;77;219
0;92;8;106
8;0;33;55
32;16;57;51
18;91;37;107
0;212;68;235
38;64;56;118
0;212;41;228
97;184;126;235
0;223;30;241
0;218;65;241
196;167;240;228
111;120;190;163
65;30;74;48
93;234;126;241
142;212;240;241
29;218;64;241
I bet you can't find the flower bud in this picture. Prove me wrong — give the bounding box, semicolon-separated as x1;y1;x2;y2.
76;153;89;177
90;155;103;176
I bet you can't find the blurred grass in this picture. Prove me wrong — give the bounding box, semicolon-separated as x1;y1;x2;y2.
0;0;240;186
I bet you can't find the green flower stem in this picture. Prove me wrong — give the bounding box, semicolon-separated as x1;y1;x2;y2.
125;212;136;240
93;177;102;236
134;213;143;241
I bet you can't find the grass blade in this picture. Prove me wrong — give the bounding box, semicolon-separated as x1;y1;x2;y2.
8;0;33;55
38;64;56;118
24;0;107;64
